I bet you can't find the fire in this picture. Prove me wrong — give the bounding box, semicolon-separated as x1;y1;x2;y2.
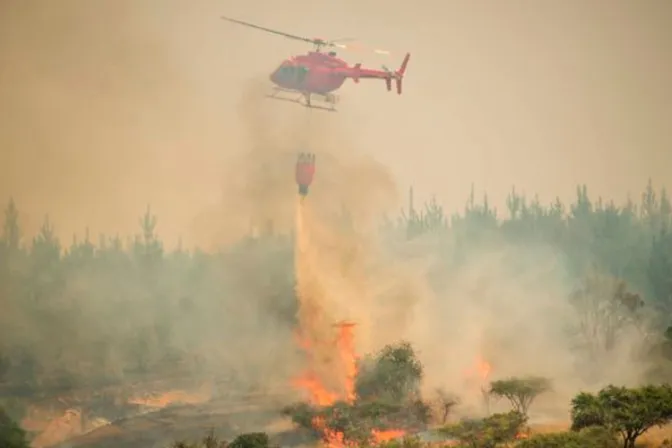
292;370;339;407
313;416;357;448
462;355;493;415
334;321;358;404
292;322;362;448
463;355;491;382
372;429;406;443
293;201;406;447
476;358;491;381
464;357;528;440
291;321;358;408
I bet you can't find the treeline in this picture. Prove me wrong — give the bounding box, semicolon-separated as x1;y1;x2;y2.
0;203;299;399
1;180;672;402
396;181;672;313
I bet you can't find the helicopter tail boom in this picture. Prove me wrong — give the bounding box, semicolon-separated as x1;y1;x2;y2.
339;53;410;95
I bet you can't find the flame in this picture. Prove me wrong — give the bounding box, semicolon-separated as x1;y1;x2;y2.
313;416;358;448
462;355;493;415
463;355;492;388
293;201;405;446
292;370;339;407
334;321;357;404
372;429;406;443
477;358;491;381
463;356;491;381
290;323;358;408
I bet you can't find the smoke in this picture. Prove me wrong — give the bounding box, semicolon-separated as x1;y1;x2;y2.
1;2;669;443
207;79;658;420
292;176;654;421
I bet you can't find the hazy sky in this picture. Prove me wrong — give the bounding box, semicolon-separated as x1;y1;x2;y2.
1;0;670;245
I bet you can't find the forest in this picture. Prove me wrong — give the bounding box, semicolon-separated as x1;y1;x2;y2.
2;179;672;448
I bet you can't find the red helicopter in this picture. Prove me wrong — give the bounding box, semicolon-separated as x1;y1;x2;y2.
221;16;411;111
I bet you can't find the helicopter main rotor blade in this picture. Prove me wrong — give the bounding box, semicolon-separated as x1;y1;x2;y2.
221;16;318;45
333;41;392;55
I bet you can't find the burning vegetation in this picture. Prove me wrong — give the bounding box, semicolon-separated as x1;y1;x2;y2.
287;200;431;447
283;337;430;447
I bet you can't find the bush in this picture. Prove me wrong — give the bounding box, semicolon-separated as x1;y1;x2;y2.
356;341;424;404
229;432;270;448
440;410;526;448
0;406;29;448
516;427;619;448
171;431;271;448
284;341;431;445
378;435;424;448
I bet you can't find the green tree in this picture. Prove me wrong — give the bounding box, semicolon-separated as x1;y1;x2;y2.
356;341;424;404
229;432;271;448
0;406;29;448
649;223;672;311
571;384;672;448
488;377;551;417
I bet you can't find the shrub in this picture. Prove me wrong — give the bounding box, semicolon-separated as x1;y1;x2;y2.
0;406;29;448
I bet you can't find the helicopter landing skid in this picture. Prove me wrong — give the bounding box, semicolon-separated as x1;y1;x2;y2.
266;88;338;112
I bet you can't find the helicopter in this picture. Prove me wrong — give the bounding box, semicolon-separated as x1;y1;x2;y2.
221;16;411;111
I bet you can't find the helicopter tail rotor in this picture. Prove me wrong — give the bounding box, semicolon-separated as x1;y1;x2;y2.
382;53;410;94
353;63;361;84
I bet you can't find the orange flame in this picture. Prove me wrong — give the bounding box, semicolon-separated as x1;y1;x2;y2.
372;429;406;443
292;322;358;408
334;321;358;404
477;358;491;381
463;355;492;386
293;202;405;446
292;371;339;407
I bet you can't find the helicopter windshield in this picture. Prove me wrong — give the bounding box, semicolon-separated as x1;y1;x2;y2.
276;65;309;85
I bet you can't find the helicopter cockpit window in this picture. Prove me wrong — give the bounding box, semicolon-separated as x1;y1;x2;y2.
277;65;308;85
295;66;308;84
